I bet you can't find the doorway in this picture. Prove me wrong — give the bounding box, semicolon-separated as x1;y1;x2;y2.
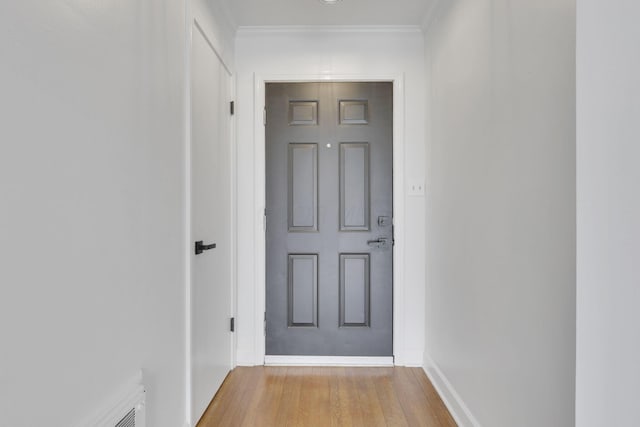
264;82;394;361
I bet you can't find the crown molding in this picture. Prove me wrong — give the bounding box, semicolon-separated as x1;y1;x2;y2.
236;25;423;36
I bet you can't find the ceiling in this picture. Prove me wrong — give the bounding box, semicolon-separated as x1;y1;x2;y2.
219;0;436;27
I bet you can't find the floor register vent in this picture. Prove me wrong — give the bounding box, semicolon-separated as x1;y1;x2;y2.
106;385;145;427
75;372;146;427
115;408;136;427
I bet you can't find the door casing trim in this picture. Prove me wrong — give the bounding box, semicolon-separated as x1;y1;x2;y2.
253;74;407;366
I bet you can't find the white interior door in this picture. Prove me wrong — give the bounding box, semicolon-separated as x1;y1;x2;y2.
190;22;233;423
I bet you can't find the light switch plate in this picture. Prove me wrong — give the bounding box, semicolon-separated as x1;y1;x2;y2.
408;181;425;197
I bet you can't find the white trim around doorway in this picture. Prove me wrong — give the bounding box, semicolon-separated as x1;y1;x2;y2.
253;74;407;366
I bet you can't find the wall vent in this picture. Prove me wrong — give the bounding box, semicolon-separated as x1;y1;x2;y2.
101;386;145;427
74;372;146;427
115;408;136;427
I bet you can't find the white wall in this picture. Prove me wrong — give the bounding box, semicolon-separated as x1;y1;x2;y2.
0;2;233;426
423;1;576;426
191;0;236;69
234;28;427;366
576;1;640;426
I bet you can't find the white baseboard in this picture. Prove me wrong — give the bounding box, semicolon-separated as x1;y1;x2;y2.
399;348;425;367
235;354;259;367
423;354;482;427
264;355;394;367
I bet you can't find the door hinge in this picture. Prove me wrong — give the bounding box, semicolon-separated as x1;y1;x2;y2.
264;312;267;336
230;101;235;116
230;317;235;332
263;208;267;232
392;223;395;246
263;107;267;126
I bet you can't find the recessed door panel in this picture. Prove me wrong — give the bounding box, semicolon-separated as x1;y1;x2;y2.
266;82;393;357
288;143;318;231
340;143;370;231
288;254;318;327
289;101;318;125
340;254;370;327
339;100;369;124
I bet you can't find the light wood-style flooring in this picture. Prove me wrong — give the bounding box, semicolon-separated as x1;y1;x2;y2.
197;366;457;427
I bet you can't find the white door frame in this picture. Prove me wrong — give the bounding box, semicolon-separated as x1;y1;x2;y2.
252;73;407;365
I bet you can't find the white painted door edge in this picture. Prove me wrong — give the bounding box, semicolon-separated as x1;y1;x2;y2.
264;356;394;367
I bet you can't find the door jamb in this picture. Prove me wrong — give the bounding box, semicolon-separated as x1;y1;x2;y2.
253;74;407;365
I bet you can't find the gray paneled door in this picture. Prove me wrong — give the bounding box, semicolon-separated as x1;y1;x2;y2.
265;82;393;356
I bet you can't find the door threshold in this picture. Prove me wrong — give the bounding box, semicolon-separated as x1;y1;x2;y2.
264;356;394;367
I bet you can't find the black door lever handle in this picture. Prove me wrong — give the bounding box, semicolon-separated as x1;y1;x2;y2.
195;240;216;255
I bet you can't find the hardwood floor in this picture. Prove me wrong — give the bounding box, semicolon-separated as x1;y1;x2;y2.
197;367;457;427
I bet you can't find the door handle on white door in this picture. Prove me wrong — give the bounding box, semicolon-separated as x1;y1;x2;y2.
195;240;217;255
